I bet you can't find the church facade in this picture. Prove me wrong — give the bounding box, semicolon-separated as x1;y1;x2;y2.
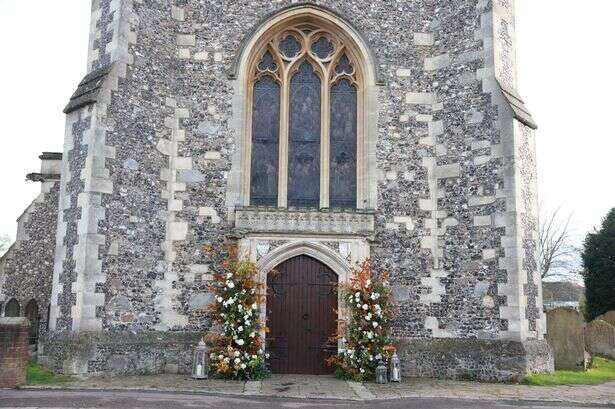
0;0;553;381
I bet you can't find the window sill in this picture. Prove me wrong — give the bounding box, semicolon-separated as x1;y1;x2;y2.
234;206;375;236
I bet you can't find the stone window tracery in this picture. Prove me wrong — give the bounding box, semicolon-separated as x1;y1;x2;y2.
246;24;362;210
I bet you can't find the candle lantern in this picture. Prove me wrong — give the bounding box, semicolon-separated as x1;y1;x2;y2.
390;352;401;382
375;360;388;384
192;339;209;380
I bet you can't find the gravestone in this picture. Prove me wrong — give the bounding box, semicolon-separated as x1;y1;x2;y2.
546;308;590;371
585;319;615;360
596;311;615;327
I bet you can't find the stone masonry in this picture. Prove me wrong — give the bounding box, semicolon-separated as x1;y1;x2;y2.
0;1;552;382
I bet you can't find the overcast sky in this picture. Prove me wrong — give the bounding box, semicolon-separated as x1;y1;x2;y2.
0;1;613;248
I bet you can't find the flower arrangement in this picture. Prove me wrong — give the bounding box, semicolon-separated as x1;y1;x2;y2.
206;248;269;380
328;260;395;381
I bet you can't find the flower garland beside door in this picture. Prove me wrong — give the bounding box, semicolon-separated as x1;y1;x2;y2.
328;260;396;381
207;248;269;380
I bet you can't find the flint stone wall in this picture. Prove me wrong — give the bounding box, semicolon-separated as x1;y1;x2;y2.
0;176;60;334
37;0;549;378
585;319;615;360
39;331;201;376
546;308;589;371
397;338;553;383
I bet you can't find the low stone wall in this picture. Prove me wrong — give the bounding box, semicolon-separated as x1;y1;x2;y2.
585;319;615;360
396;338;553;383
39;331;203;376
0;318;30;388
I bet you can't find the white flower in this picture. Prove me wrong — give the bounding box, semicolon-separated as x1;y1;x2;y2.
218;354;224;360
370;293;377;300
224;357;230;363
238;304;244;311
365;313;372;321
245;320;251;326
356;303;361;309
226;280;235;289
362;304;369;311
234;358;241;364
226;273;233;279
210;353;216;359
238;326;244;332
251;303;258;310
366;331;374;339
355;292;360;298
252;354;257;359
240;363;246;369
216;296;223;303
265;353;270;358
236;339;245;346
249;332;256;338
227;298;235;305
234;351;241;357
360;368;365;374
372;321;379;328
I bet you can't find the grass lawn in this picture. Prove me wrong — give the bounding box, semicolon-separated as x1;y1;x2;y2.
523;357;615;386
26;361;72;385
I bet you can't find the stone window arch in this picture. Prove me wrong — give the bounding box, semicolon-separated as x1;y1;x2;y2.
25;299;40;345
231;7;379;211
4;298;20;317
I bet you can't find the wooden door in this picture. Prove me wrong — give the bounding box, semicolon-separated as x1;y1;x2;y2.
267;255;338;374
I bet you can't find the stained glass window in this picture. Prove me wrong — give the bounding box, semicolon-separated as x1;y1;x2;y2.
330;79;357;208
248;24;362;210
288;62;321;208
335;54;353;75
279;35;301;58
311;37;334;59
258;51;277;71
250;75;280;206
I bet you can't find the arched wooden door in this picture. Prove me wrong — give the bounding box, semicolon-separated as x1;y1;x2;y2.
266;255;338;374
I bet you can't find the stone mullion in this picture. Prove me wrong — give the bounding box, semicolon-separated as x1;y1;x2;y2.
320;70;331;209
278;63;291;208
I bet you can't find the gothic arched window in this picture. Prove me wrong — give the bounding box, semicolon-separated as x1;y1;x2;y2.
246;24;362;210
5;298;20;317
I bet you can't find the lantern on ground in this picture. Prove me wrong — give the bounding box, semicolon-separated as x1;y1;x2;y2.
376;360;388;384
192;339;209;379
390;352;401;382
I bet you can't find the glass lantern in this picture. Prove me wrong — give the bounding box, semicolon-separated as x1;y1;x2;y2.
390;352;401;382
192;339;209;380
375;360;388;384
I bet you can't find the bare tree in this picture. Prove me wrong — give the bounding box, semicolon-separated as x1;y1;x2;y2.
539;207;580;280
0;235;11;257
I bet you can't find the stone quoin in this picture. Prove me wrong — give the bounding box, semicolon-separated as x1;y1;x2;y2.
0;0;553;382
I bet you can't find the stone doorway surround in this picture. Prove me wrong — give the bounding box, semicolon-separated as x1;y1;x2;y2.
236;210;372;352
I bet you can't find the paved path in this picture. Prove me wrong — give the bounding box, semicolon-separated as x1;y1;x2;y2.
19;374;615;406
1;389;613;409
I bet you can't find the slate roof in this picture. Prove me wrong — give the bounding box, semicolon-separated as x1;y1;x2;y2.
63;64;114;114
498;81;538;130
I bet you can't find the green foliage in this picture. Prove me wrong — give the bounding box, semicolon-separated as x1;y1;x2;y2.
523;357;615;386
26;361;72;385
582;208;615;322
328;260;395;382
